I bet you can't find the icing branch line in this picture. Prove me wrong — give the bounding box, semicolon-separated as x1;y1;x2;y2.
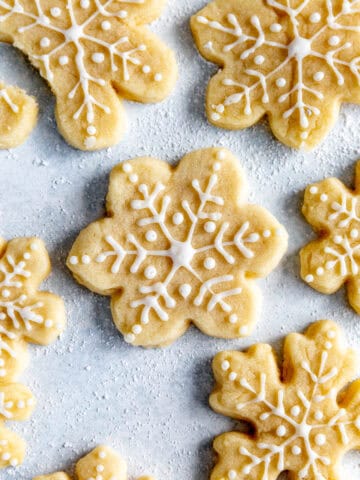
183;173;224;242
280;58;322;129
193;275;242;312
0;392;13;419
324;235;360;276
0;297;44;331
0;255;30;289
329;194;360;227
195;221;260;260
132;182;174;242
311;47;360;87
0;89;18;113
323;0;360;34
220;57;291;114
130;265;177;323
196;14;288;55
0;326;17;359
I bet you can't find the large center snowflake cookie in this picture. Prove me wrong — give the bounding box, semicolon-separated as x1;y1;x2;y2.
0;0;177;151
34;445;153;480
301;161;360;314
0;81;37;149
0;236;65;469
67;148;287;347
191;0;360;150
210;320;360;480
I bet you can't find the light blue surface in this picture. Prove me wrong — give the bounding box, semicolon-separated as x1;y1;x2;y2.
1;0;360;478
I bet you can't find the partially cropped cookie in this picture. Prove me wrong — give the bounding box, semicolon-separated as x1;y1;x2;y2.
210;320;360;480
34;445;152;480
191;0;360;149
0;81;37;149
301;161;360;313
0;236;65;468
67;148;287;347
0;0;177;151
0;338;35;470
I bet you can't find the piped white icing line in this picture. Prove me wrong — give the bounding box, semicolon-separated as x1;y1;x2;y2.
0;249;43;330
196;0;360;142
0;88;19;113
328;193;360;227
223;330;359;480
0;0;163;148
71;151;282;342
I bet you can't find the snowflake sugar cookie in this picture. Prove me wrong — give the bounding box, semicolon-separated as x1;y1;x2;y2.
0;0;177;151
210;320;360;480
191;0;360;150
0;236;65;468
300;161;360;313
0;81;37;149
67;148;287;347
34;445;153;480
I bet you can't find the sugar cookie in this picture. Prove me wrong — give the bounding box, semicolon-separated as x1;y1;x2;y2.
33;445;151;480
191;0;360;149
0;81;37;149
67;148;287;347
0;237;66;346
210;320;360;480
301;161;360;313
0;236;66;468
0;0;177;151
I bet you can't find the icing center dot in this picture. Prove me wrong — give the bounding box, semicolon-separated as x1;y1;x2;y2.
169;240;196;268
288;37;312;59
296;422;312;438
64;25;83;43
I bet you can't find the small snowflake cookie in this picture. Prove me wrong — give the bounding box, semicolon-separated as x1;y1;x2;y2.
300;162;360;313
0;81;37;149
0;236;65;469
34;445;153;480
191;0;360;150
0;1;177;151
210;320;360;480
67;148;287;347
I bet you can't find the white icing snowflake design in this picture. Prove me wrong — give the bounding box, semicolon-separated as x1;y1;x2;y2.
210;320;360;480
67;148;287;347
0;237;65;376
0;0;176;150
192;0;360;149
301;161;360;314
